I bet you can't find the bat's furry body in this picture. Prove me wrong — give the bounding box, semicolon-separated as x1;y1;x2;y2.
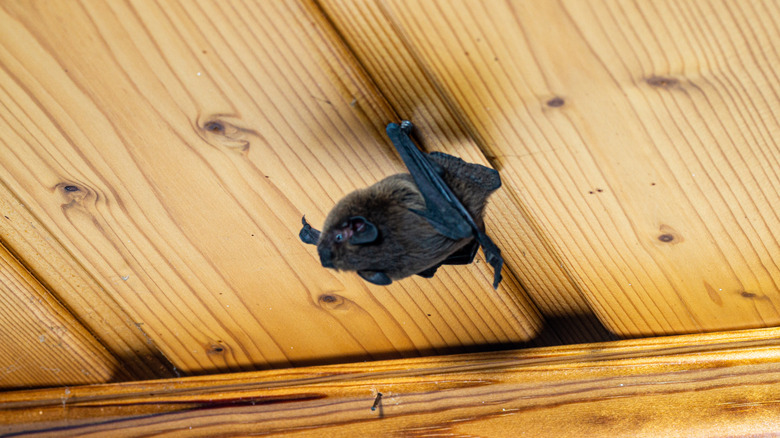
300;121;503;288
316;152;499;283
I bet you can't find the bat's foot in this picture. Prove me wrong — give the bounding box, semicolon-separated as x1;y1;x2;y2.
476;232;503;289
358;270;393;286
489;255;503;289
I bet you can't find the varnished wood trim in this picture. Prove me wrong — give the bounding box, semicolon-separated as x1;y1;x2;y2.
2;327;779;436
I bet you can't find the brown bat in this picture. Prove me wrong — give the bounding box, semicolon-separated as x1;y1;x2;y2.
300;121;503;288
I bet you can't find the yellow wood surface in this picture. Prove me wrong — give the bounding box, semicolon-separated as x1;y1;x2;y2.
2;0;780;388
0;0;540;382
2;327;779;436
0;240;125;389
0;182;175;382
318;0;608;344
321;0;780;336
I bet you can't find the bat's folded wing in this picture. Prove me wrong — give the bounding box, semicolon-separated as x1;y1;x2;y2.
386;122;472;240
387;121;503;288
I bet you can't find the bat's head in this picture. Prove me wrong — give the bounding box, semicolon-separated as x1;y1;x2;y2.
317;215;378;268
316;175;421;274
317;184;386;272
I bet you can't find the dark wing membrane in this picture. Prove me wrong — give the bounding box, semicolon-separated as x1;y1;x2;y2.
415;239;478;279
440;239;480;265
387;121;503;289
386;122;471;240
428;151;502;193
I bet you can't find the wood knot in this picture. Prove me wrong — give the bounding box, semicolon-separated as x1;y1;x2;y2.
56;182;94;208
703;281;723;306
203;121;225;134
320;294;338;303
646;76;679;89
206;341;228;355
195;115;258;155
546;97;565;107
318;293;351;311
656;224;683;245
57;183;85;194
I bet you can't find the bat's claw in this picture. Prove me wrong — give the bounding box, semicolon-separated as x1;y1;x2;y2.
400;120;414;133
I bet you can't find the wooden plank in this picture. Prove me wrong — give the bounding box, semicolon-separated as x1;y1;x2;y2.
1;327;779;436
0;182;176;381
0;0;541;375
327;0;780;336
318;0;612;345
0;240;126;389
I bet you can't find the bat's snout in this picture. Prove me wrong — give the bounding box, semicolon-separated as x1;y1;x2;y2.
318;247;335;268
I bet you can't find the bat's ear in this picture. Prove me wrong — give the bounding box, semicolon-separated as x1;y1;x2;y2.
348;216;379;245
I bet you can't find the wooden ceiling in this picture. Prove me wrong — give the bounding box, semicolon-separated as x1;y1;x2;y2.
0;0;779;390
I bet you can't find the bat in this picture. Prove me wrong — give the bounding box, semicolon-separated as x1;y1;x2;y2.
299;121;503;288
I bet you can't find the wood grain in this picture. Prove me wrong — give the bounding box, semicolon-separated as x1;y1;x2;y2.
0;182;176;381
318;0;611;345
0;240;126;389
326;0;780;336
2;327;779;436
0;0;540;376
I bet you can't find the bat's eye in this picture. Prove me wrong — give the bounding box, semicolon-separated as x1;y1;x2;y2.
335;233;344;242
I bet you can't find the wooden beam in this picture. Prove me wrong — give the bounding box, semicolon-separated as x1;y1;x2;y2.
0;181;176;382
0;240;127;389
2;327;779;436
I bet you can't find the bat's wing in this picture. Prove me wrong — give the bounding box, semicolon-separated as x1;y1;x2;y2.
386;122;472;240
440;239;481;265
415;239;479;278
387;121;503;288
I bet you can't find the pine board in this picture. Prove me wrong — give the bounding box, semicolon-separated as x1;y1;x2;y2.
322;0;780;336
0;240;124;389
0;0;540;376
319;0;609;344
2;327;779;436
